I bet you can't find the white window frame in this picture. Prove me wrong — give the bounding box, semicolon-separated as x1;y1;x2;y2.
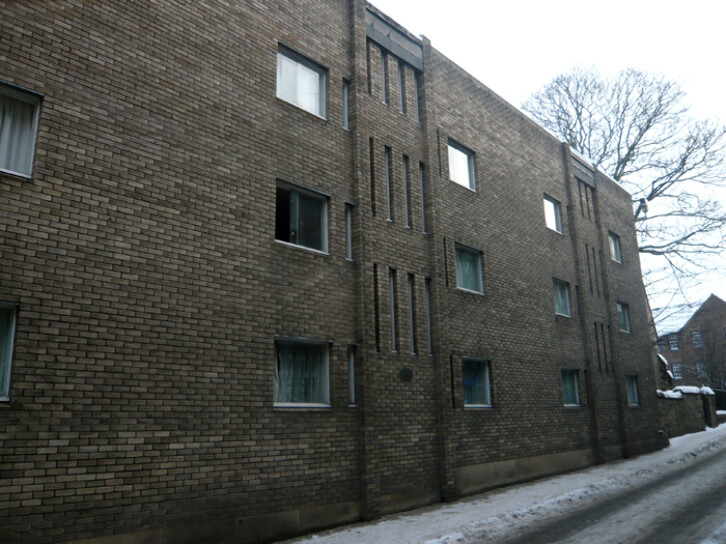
276;47;326;118
273;337;331;408
543;195;563;233
672;363;683;380
455;244;484;294
553;278;571;317
0;303;18;401
561;369;580;407
668;333;680;351
617;302;631;333
696;362;707;379
0;82;42;178
462;358;492;408
275;181;329;253
447;140;475;191
609;232;622;263
626;375;639;406
691;330;703;349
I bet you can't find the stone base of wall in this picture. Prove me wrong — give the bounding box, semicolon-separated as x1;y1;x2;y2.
453;449;595;497
61;501;361;544
624;435;666;458
379;489;440;516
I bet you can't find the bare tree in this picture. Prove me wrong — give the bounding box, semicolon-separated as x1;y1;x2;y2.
522;68;726;322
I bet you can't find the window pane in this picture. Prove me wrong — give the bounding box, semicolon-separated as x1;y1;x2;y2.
0;306;17;397
275;184;326;251
669;334;679;350
297;191;324;250
462;359;490;405
609;233;622;262
276;50;324;117
277;53;298;104
561;370;579;405
448;144;472;188
297;62;321;115
0;94;37;176
553;280;570;316
618;303;630;332
672;364;682;380
275;342;329;404
456;247;482;293
544;197;561;232
626;376;639;405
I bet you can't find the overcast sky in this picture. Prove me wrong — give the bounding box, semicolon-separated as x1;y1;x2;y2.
371;0;726;329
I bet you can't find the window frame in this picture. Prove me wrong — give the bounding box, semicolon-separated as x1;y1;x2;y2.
608;232;622;263
668;333;680;351
447;140;476;191
626;375;639;406
543;194;563;233
696;361;707;379
0;82;42;178
553;278;571;317
617;301;631;333
0;303;18;401
276;46;327;118
691;330;703;349
344;202;354;261
462;358;492;408
342;78;350;130
672;363;683;380
561;368;580;407
455;244;484;294
275;180;329;254
273;337;331;408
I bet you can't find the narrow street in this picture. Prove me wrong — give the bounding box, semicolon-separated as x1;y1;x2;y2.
496;447;726;544
284;426;726;544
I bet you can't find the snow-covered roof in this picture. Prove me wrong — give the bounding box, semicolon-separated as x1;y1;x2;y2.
657;389;683;399
673;385;705;395
658;353;668;365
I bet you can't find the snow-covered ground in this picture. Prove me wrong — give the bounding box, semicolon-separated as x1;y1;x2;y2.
282;424;726;544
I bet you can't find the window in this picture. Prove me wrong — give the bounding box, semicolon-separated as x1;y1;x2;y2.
617;302;630;333
691;330;703;348
276;47;326;117
274;339;330;406
672;363;682;380
275;182;328;252
389;268;398;353
553;279;571;317
402;155;411;227
697;362;707;379
462;359;491;407
608;232;622;263
455;245;483;294
398;61;406;114
414;72;421;122
345;203;353;260
419;162;427;233
626;375;639;406
347;345;356;406
0;83;41;177
561;369;580;406
0;304;18;400
668;333;679;351
385;146;393;221
447;141;475;190
380;50;388;104
425;277;433;356
408;273;417;354
543;195;562;233
342;79;350;130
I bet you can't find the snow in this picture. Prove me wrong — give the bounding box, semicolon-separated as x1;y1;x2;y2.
657;389;683;399
666;370;674;379
673;385;705;395
658;353;669;365
700;386;715;395
283;425;726;544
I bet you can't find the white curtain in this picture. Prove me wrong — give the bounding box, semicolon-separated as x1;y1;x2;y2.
0;95;35;175
274;343;329;404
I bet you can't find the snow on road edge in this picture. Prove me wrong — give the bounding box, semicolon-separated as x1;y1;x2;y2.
285;425;726;544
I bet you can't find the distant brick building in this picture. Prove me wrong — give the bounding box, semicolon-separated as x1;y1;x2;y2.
659;295;726;388
1;2;664;543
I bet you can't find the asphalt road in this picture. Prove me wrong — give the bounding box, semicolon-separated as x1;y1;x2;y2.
491;447;726;544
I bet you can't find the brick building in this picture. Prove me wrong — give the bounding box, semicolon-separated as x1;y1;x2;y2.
659;295;726;388
0;2;664;543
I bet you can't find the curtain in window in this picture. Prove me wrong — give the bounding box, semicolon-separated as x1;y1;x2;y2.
626;376;639;405
297;62;320;114
0;307;16;396
456;249;481;292
448;145;470;187
274;343;329;404
277;53;298;106
561;370;578;405
0;95;35;175
554;282;570;315
462;360;489;405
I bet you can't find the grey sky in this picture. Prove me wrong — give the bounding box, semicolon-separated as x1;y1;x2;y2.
371;0;726;329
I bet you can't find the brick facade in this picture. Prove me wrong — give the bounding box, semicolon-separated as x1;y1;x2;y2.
658;295;726;388
0;2;664;543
